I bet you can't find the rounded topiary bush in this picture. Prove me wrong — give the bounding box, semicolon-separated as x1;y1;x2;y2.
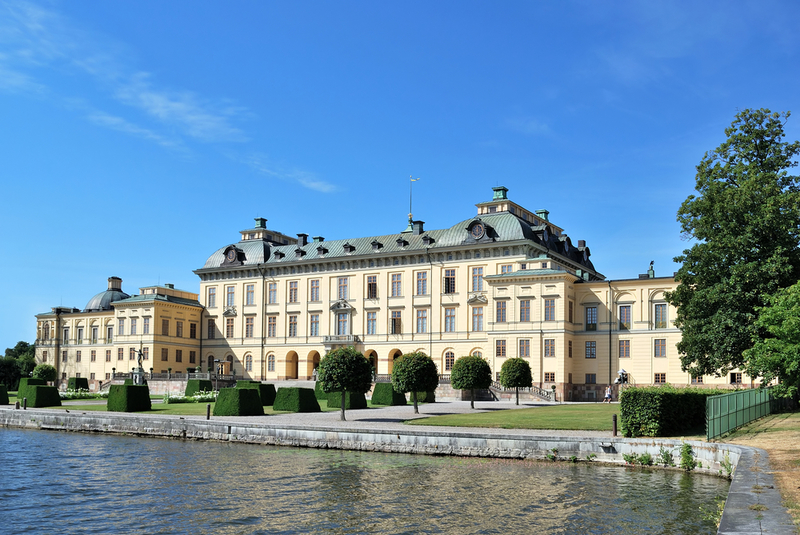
67;377;89;391
185;379;213;396
27;385;62;408
213;388;264;416
327;391;367;409
107;385;151;412
273;387;320;412
371;382;407;405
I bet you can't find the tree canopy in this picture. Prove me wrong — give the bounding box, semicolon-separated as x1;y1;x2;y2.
0;341;37;389
666;109;800;379
450;355;492;409
744;281;800;398
32;363;57;382
498;358;532;405
391;351;439;414
317;346;373;421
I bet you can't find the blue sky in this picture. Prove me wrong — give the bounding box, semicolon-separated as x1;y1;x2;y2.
2;0;799;352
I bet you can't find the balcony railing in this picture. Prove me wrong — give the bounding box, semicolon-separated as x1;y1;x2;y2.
322;335;361;344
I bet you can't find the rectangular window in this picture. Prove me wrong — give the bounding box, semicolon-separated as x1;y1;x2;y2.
585;341;597;359
142;347;149;360
288;315;298;337
207;319;216;340
544;372;555;383
585;374;596;385
175;350;183;363
310;314;319;336
366;312;376;335
654;339;667;358
207;287;216;308
267;317;276;337
568;301;574;323
692;375;704;384
143;318;150;335
391;311;402;334
443;269;456;294
391;274;402;297
496;339;506;357
105;373;110;380
268;354;275;372
416;310;427;334
471;267;484;292
519;339;530;358
130;320;137;336
310;279;320;302
655;303;667;329
585;307;597;331
105;350;111;362
246;284;255;305
619;305;631;330
117;348;124;361
225;318;234;339
129;348;135;361
161;348;168;361
190;322;196;339
500;264;513;274
90;350;96;362
338;277;349;300
730;372;743;384
118;320;124;336
367;275;377;299
496;301;507;323
90;373;95;381
91;326;98;343
654;373;667;384
289;281;298;303
337;313;349;335
619;340;630;358
162;319;169;336
472;307;484;332
268;283;277;304
189;351;196;364
544;299;555;321
444;307;456;332
62;350;67;362
544;339;555;357
245;317;254;338
226;286;235;307
416;272;427;296
76;350;81;362
568;340;573;358
176;321;183;338
519;300;530;322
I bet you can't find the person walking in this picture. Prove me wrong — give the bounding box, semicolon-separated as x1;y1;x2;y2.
603;385;612;403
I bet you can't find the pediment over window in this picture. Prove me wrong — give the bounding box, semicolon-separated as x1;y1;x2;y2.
467;293;488;305
329;299;354;312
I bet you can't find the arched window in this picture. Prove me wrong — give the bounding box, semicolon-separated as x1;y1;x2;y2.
268;354;275;372
43;323;50;341
245;354;253;372
472;350;483;358
207;355;214;371
445;351;455;371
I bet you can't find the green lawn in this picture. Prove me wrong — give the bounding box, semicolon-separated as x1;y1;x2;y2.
408;403;619;431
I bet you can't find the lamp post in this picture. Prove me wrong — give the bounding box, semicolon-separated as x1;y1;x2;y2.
214;359;220;391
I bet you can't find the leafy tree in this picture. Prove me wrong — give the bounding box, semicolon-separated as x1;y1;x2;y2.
666;109;800;379
391;351;439;414
317;346;373;421
499;358;532;405
744;282;800;398
32;363;57;382
5;341;34;360
450;355;492;409
0;357;21;389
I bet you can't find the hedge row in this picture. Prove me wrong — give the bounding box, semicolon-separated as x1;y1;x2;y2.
17;378;45;401
0;384;9;405
235;381;276;406
107;385;151;412
327;391;367;409
185;379;213;396
371;383;407;406
67;377;89;391
213;388;264;416
414;390;436;403
274;387;320;412
314;381;327;400
620;385;727;437
27;385;62;407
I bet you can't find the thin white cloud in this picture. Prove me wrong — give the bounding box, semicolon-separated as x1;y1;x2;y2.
243;153;337;193
87;111;187;152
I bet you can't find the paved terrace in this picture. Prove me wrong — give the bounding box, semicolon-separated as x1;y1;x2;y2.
1;394;796;534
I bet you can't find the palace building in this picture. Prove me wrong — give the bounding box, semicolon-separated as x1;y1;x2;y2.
35;186;754;399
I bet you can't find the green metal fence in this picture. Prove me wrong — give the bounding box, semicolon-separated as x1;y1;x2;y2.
706;387;773;440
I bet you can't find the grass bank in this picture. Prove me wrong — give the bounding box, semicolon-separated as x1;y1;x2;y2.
722;411;800;529
408;403;618;431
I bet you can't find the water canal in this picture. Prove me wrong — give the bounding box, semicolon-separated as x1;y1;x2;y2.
1;428;728;534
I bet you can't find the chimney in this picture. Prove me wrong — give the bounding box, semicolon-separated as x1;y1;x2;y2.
165;283;174;289
535;209;550;222
108;277;122;291
412;220;425;235
297;233;308;246
578;240;586;248
313;236;325;243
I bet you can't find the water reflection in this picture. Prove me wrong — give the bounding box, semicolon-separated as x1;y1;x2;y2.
1;429;727;534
